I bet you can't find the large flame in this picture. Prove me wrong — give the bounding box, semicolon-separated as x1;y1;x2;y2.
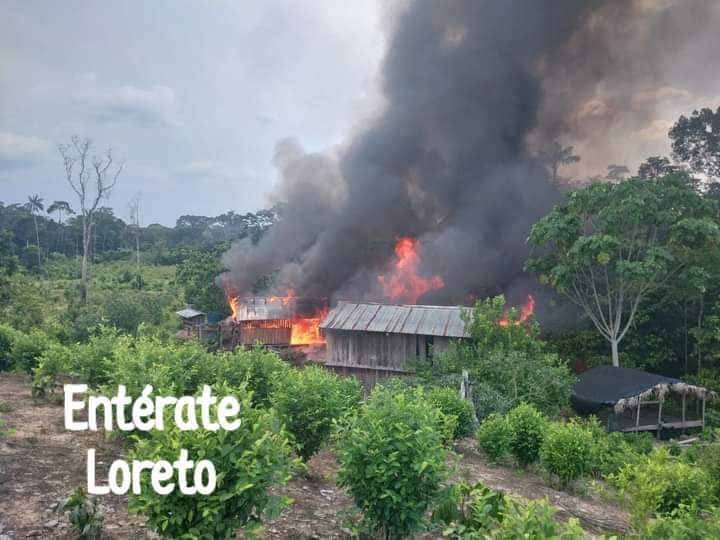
226;290;326;345
377;237;444;304
498;294;535;327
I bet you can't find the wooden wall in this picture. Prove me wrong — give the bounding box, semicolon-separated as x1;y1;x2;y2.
324;330;452;389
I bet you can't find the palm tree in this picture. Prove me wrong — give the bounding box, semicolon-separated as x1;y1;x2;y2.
23;194;44;268
47;200;74;253
537;141;581;183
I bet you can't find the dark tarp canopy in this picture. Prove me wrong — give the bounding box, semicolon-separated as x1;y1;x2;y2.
571;365;680;414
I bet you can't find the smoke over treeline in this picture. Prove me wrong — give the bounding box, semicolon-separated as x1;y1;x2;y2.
220;0;720;310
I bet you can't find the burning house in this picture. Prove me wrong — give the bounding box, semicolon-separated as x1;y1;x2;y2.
225;293;327;348
319;302;471;388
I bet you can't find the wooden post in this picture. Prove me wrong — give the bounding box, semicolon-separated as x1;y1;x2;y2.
635;400;641;433
702;395;706;428
657;398;664;440
681;394;686;435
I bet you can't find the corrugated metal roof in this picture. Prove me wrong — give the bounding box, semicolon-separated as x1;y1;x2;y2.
176;308;205;319
234;297;291;321
319;302;471;338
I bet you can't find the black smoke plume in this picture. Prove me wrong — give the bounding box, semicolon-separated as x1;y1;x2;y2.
220;0;718;314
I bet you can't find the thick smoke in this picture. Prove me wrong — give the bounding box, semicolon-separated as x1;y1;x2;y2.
220;0;717;312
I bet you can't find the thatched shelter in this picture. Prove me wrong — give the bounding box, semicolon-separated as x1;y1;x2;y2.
572;365;716;434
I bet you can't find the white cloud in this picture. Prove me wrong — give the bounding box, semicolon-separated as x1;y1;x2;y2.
177;160;252;187
73;84;181;127
0;131;52;170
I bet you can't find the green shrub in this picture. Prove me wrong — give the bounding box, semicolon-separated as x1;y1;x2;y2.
56;487;104;539
271;365;361;461
640;504;720;539
472;381;513;421
8;328;54;373
476;413;512;463
698;443;720;496
0;323;18;372
488;497;584;539
608;448;716;525
336;387;449;539
540;419;595;488
435;481;507;537
427;386;476;439
129;384;295;539
506;403;547;468
213;346;290;407
581;418;643;477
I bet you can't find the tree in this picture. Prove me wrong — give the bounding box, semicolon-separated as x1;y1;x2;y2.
527;174;720;367
638;156;677;180
47;200;74;254
606;164;629;181
175;250;229;315
670;107;720;179
537;141;581;183
23;194;44;269
128;193;141;274
59;136;123;303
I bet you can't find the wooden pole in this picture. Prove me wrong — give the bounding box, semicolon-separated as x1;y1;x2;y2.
681;394;686;435
636;400;641;433
657;398;664;440
702;395;706;429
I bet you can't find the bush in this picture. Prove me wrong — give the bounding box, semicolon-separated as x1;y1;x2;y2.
271;365;361;461
427;386;476;439
434;481;507;536
213;346;290;407
581;418;643;477
488;497;584;539
640;504;720;539
336;387;449;539
608;448;716;525
56;487;104;539
540;420;595;488
698;443;720;496
0;324;18;372
472;381;513;421
506;403;547;468
129;384;295;539
476;413;512;463
5;328;54;373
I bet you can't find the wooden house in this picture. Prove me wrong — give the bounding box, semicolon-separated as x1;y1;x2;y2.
319;302;470;388
176;307;206;337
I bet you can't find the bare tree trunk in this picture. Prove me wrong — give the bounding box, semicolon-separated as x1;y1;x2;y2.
80;217;90;304
32;214;41;268
610;339;619;367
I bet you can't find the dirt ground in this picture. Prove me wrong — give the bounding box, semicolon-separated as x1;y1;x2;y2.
0;374;629;539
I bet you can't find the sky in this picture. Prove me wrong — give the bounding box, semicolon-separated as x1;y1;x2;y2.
0;0;385;225
1;1;719;226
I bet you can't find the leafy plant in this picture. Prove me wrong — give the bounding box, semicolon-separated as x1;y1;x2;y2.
213;346;290;407
640;504;720;539
335;387;449;539
506;403;547;468
476;413;512;464
129;383;295;539
488;497;584;539
539;419;595;488
271;365;361;461
435;481;507;537
427;386;476;439
607;448;716;525
698;443;720;496
56;487;104;539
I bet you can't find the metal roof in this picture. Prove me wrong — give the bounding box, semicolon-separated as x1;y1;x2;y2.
176;308;205;319
233;297;292;321
319;302;471;338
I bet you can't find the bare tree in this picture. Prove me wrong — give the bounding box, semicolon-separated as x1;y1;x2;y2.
128;193;142;273
24;194;44;269
59;136;123;303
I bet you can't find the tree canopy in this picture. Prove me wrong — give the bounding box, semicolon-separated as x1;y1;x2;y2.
527;173;720;367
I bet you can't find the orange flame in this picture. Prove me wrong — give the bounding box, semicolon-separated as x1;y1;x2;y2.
498;294;535;327
377;237;444;304
290;309;327;345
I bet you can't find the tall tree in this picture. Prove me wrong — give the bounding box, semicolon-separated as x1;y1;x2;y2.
670;107;720;180
23;194;44;269
638;156;677;180
47;200;75;254
59;136;123;303
527;174;719;367
537;141;581;183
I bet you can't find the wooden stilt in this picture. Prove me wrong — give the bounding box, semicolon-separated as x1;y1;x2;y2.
635;400;641;433
702;395;706;429
657;398;664;440
681;394;686;435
